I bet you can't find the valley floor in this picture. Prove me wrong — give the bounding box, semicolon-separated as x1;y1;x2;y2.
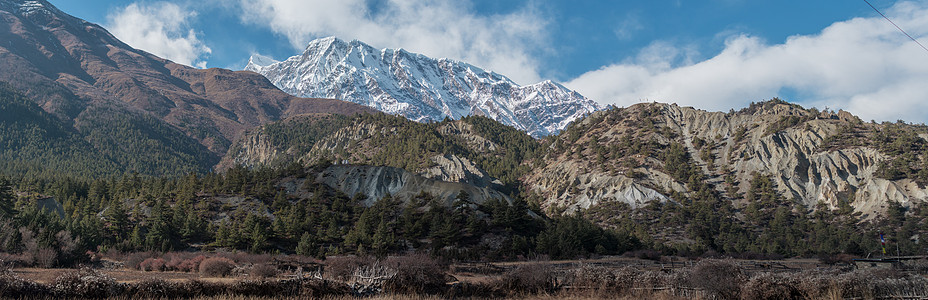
5;255;927;299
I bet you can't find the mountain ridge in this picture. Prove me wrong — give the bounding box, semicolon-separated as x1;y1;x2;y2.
246;36;602;137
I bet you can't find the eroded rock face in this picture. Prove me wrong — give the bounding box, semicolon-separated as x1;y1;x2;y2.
316;165;510;206
527;102;928;217
527;160;671;211
221;129;284;169
423;154;503;188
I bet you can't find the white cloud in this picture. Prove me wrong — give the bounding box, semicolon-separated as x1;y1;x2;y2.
237;0;547;84
106;2;212;68
566;1;928;124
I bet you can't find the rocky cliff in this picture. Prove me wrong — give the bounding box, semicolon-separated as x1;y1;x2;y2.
317;165;510;206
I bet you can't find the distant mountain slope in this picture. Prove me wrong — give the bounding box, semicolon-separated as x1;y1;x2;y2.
0;0;373;176
222;113;539;195
220;97;928;255
230;98;928;219
0;83;116;178
246;37;602;137
528;100;928;218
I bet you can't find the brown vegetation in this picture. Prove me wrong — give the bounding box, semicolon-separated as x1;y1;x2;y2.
6;254;928;299
199;257;236;277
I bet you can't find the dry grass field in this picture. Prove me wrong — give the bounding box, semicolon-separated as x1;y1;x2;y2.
3;254;928;299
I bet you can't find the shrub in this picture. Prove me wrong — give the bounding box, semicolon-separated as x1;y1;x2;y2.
52;267;122;298
126;251;157;270
382;254;448;294
301;278;352;298
491;264;559;296
325;256;373;281
131;278;173;298
177;255;206;272
740;272;802;300
567;264;631;292
140;257;166;272
128;278;227;298
250;264;279;279
199;257;236;277
35;248;57;268
180;279;225;297
0;264;49;298
688;259;745;299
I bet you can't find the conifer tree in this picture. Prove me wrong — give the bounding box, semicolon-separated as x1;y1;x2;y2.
0;178;14;218
296;231;316;257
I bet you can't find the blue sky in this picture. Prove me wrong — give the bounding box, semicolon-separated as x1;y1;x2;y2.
47;0;928;123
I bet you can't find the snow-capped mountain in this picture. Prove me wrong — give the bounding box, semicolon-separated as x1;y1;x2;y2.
246;37;602;137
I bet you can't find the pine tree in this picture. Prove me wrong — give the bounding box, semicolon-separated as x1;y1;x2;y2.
104;199;129;241
145;200;177;251
128;224;144;251
250;222;268;253
296;231;316;257
371;218;395;256
0;178;15;218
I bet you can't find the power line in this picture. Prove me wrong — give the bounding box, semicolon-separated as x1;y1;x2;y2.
863;0;928;55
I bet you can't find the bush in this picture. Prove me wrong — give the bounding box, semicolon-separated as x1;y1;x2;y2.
36;248;57;268
173;255;206;272
324;256;373;281
491;264;559;296
382;254;448;294
52;267;122;298
250;264;279;279
199;257;236;277
127;278;229;298
740;272;802;300
688;259;744;299
301;278;352;298
140;257;166;272
131;278;173;298
566;264;632;292
230;279;301;297
126;251;157;270
0;265;49;298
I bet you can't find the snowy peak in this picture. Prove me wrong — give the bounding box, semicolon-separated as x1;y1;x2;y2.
245;54;279;73
247;37;603;137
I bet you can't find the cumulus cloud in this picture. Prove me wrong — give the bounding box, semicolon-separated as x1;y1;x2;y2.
237;0;547;84
566;1;928;123
106;2;212;68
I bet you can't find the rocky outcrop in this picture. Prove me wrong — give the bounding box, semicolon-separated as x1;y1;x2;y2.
527;160;672;211
526;101;928;218
221;129;285;169
317;165;510;206
423;154;503;188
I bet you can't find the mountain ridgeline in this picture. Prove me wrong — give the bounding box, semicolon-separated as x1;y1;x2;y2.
246;37;602;138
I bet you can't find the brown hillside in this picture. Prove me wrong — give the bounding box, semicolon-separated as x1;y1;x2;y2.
0;0;373;155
